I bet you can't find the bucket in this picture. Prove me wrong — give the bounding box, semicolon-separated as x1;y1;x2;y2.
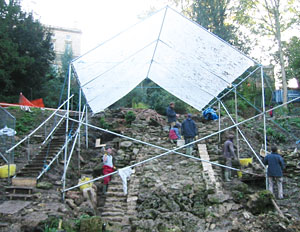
237;171;243;178
78;177;92;190
177;139;185;147
239;158;253;167
0;164;16;178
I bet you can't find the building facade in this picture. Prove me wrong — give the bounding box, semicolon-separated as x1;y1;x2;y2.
49;26;82;69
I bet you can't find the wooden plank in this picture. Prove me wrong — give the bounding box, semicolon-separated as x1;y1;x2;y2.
8;194;33;200
12;177;37;187
5;186;34;191
197;144;222;193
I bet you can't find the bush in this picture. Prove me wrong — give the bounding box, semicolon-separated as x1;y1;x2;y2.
99;117;111;129
266;127;287;143
125;111;136;124
132;102;148;109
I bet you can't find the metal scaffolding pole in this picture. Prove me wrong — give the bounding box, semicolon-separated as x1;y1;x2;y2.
62;119;263;192
62;65;72;202
59;95;300;192
234;86;240;159
78;88;82;174
219;100;265;168
218;101;221;143
64;105;86;177
85;106;89;149
261;66;268;190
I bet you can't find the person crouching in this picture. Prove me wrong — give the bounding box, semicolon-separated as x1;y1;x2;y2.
169;123;181;143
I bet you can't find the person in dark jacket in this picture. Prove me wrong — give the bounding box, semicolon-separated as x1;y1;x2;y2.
222;134;237;182
166;102;177;128
181;114;197;155
263;145;285;199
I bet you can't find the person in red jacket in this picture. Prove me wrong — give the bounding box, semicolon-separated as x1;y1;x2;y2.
169;123;181;143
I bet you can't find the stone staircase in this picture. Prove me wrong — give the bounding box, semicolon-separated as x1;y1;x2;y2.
7;115;78;200
100;175;128;225
97;119;227;230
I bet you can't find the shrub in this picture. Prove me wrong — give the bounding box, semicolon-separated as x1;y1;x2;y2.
99;117;111;129
125;111;136;124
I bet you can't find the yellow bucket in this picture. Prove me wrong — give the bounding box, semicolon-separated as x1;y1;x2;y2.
78;177;92;190
0;164;16;178
239;158;253;167
237;171;243;178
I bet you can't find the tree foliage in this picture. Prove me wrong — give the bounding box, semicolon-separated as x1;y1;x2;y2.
283;36;300;84
0;0;55;102
42;47;74;108
234;0;300;106
111;79;192;115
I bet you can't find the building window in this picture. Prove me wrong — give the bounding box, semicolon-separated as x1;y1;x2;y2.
65;42;72;51
66;35;71;41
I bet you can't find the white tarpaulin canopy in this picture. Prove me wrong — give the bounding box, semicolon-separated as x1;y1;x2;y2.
72;6;255;113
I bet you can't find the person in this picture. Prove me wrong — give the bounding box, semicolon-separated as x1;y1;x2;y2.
263;145;285;199
166;102;177;128
223;134;237;182
102;147;115;194
181;113;197;155
169;123;181;143
269;106;273;117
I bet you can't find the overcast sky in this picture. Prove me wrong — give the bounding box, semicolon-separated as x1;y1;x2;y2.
22;0;170;53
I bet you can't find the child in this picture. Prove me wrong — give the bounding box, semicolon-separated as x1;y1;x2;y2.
169;123;181;143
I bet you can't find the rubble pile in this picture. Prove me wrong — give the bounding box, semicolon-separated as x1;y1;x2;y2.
0;107;300;231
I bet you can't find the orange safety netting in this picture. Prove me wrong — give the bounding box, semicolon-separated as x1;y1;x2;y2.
19;93;35;106
0;93;45;108
18;92;45;107
30;98;45;108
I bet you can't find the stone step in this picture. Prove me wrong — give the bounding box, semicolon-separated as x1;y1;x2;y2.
110;179;123;185
101;207;124;213
107;186;124;192
21;167;43;171
106;191;126;198
24;163;45;168
0;222;9;227
17;171;40;176
101;216;123;223
103;203;123;209
105;197;127;203
101;211;124;217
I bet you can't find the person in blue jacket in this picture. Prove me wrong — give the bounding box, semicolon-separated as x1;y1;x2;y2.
263;145;285;199
166;102;177;128
181;113;197;155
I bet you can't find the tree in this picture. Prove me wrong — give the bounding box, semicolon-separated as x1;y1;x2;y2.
284;36;300;85
235;0;300;108
0;0;55;102
42;47;80;108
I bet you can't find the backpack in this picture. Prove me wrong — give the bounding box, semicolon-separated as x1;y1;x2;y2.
169;129;178;140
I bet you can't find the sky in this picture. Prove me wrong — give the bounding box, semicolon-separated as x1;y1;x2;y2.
21;0;170;53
